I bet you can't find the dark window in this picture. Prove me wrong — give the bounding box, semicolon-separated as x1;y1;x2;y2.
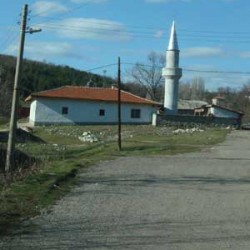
131;109;141;118
62;107;68;115
99;109;105;116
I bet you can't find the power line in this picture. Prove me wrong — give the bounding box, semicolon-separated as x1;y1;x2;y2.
25;0;250;46
27;3;250;44
30;0;96;25
30;21;250;44
34;15;250;38
0;30;19;53
85;61;250;76
86;63;117;72
183;69;250;75
0;13;20;53
30;0;74;18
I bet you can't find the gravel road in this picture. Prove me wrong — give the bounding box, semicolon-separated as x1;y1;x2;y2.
1;130;250;249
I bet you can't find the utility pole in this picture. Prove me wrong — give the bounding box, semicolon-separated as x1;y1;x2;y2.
5;4;41;172
117;57;122;151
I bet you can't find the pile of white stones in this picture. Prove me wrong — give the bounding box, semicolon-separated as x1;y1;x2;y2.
172;127;204;135
78;131;98;143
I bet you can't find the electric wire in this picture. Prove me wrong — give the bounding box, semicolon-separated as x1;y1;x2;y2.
0;13;20;54
27;1;250;43
0;27;19;53
85;62;250;77
30;0;96;26
28;21;250;44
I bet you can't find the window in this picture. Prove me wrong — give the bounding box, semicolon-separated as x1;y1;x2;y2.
99;109;105;116
62;107;68;115
131;109;141;119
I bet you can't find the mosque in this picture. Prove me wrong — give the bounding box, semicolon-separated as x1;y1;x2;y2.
159;22;243;126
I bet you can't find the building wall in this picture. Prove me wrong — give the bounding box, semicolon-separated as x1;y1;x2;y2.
29;98;157;125
210;107;240;119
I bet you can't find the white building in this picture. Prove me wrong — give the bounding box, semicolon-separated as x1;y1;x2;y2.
26;86;159;126
194;104;243;119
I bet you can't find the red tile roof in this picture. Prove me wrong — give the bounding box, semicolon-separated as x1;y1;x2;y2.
26;86;160;105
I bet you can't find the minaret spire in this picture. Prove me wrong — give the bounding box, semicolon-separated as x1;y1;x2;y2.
168;21;179;51
162;21;182;115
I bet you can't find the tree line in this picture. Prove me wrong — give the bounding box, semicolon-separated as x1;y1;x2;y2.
1;53;250;122
0;54;117;117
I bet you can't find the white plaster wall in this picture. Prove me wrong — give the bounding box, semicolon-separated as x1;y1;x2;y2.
167;50;179;68
211;107;240;119
164;79;179;114
30;98;157;125
29;100;37;125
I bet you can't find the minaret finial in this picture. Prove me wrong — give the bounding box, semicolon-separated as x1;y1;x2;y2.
168;21;179;51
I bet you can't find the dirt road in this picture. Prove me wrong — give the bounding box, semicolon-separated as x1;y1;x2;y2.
1;130;250;249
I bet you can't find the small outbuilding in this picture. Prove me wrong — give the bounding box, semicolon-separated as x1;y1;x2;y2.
177;99;208;115
25;86;160;126
194;104;244;120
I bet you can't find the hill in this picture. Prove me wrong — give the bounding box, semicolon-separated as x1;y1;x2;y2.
0;54;117;117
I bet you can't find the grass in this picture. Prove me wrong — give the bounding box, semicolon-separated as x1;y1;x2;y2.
0;117;9;129
0;124;229;235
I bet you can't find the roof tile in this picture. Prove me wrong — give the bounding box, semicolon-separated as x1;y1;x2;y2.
26;86;159;105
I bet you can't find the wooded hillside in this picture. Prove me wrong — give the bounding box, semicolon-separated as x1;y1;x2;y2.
0;54;116;117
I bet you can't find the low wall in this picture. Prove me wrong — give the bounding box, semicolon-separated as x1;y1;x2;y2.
154;114;241;127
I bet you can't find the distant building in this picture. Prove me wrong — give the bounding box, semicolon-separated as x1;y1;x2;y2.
25;86;160;126
211;96;225;106
194;95;243;120
194;104;243;120
178;99;208;115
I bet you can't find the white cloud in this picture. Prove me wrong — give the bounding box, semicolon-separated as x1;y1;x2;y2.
154;30;164;38
71;0;108;3
182;47;224;57
145;0;190;3
26;42;76;58
6;41;86;61
239;51;250;58
182;64;248;91
31;1;68;17
145;0;233;2
44;18;131;41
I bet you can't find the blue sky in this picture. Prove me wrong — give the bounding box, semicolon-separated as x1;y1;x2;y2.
1;0;250;91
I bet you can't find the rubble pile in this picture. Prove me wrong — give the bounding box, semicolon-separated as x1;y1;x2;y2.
78;131;98;143
172;127;204;135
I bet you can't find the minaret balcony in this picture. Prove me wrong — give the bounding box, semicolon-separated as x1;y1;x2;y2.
162;68;182;78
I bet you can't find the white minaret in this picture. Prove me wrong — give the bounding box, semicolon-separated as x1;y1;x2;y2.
162;21;182;115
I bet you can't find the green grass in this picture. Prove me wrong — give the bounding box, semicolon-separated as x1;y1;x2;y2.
0;125;228;235
0;117;9;129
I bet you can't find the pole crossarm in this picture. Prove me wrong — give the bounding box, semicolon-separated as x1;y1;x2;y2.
26;28;42;34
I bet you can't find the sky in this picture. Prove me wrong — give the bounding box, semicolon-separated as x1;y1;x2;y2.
1;0;250;91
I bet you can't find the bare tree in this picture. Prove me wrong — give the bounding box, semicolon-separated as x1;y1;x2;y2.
191;77;205;100
179;81;191;100
131;51;165;101
179;77;205;100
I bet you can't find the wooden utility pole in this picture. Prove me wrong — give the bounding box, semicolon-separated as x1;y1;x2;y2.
5;5;41;172
5;4;28;172
5;4;42;172
117;57;122;151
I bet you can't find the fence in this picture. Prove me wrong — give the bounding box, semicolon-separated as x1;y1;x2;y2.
153;114;241;128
